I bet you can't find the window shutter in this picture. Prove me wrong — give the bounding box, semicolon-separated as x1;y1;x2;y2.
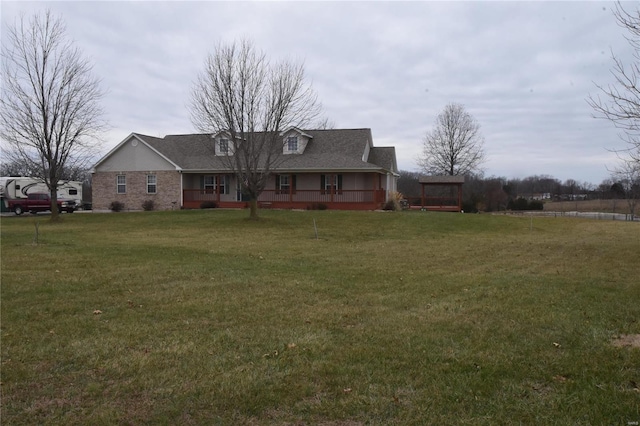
292;174;297;194
320;174;325;194
337;175;343;194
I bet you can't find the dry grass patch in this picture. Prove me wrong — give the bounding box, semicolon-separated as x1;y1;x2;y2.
612;334;640;348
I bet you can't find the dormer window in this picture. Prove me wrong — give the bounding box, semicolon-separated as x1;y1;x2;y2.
287;136;298;152
219;138;229;154
215;136;233;156
280;127;311;154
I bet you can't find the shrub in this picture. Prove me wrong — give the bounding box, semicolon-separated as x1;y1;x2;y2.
142;200;155;211
383;191;405;211
508;197;529;211
200;201;218;209
383;200;397;211
462;201;479;213
529;200;544;210
109;201;124;212
508;197;544;211
307;203;327;210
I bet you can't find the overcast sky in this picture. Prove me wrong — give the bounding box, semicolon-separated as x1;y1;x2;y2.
2;1;636;184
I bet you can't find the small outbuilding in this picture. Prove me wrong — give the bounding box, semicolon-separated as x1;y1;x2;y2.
418;175;465;212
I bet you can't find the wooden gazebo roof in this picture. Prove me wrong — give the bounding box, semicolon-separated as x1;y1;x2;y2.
419;175;465;185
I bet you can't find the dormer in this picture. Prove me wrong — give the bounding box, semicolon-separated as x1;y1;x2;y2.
280;127;312;155
212;132;235;156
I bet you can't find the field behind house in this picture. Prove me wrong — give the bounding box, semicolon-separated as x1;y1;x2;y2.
1;210;639;425
544;198;635;214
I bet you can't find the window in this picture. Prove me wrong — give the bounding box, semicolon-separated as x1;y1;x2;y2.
69;189;78;195
219;138;229;154
147;174;157;194
287;136;298;152
277;174;296;194
204;175;215;193
219;175;228;195
321;174;342;194
279;175;290;192
117;175;126;194
203;175;228;194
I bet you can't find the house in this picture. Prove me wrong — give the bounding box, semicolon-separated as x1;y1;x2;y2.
91;128;399;211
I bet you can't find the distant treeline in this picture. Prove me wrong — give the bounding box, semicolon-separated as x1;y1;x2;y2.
397;171;636;213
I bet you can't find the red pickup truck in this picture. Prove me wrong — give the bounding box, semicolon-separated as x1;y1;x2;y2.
6;193;76;215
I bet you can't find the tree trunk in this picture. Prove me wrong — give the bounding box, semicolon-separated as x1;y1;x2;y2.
50;189;60;222
249;197;259;220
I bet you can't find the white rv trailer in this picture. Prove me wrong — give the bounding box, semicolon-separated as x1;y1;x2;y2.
0;177;83;205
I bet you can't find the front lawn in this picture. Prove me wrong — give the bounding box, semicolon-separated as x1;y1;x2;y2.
1;210;639;425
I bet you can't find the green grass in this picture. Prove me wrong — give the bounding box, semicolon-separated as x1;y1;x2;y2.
1;210;639;425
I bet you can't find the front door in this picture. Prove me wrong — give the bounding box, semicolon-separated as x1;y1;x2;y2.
236;182;250;202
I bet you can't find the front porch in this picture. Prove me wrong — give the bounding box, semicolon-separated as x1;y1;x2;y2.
181;171;391;210
183;188;387;210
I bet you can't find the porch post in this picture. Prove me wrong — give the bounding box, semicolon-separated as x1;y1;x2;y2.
330;174;334;203
289;173;293;203
371;173;377;203
179;172;184;208
216;174;221;203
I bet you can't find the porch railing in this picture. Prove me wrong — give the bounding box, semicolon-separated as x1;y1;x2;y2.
183;190;223;203
183;189;385;204
258;189;383;203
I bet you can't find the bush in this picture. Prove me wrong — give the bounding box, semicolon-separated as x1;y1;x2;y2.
462;201;479;213
109;201;124;212
307;203;327;210
508;197;544;211
528;200;544;210
508;197;529;211
383;200;398;211
383;191;405;211
142;200;155;211
200;201;218;209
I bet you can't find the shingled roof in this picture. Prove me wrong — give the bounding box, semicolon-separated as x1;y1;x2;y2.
132;128;397;174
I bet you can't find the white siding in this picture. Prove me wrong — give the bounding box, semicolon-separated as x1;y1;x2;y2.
95;138;175;172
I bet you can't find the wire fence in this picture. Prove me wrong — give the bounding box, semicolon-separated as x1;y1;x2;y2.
499;211;638;221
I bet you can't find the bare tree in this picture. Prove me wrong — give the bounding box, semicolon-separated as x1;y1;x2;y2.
315;116;336;130
587;2;640;164
0;158;88;182
612;159;640;219
0;158;40;177
1;10;106;220
190;39;320;219
418;103;486;176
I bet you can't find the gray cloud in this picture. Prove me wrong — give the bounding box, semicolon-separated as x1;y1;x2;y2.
1;1;633;184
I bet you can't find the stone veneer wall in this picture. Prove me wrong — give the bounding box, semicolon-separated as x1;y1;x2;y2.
92;171;181;211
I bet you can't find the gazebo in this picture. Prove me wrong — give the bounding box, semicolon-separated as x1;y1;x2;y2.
418;175;465;212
